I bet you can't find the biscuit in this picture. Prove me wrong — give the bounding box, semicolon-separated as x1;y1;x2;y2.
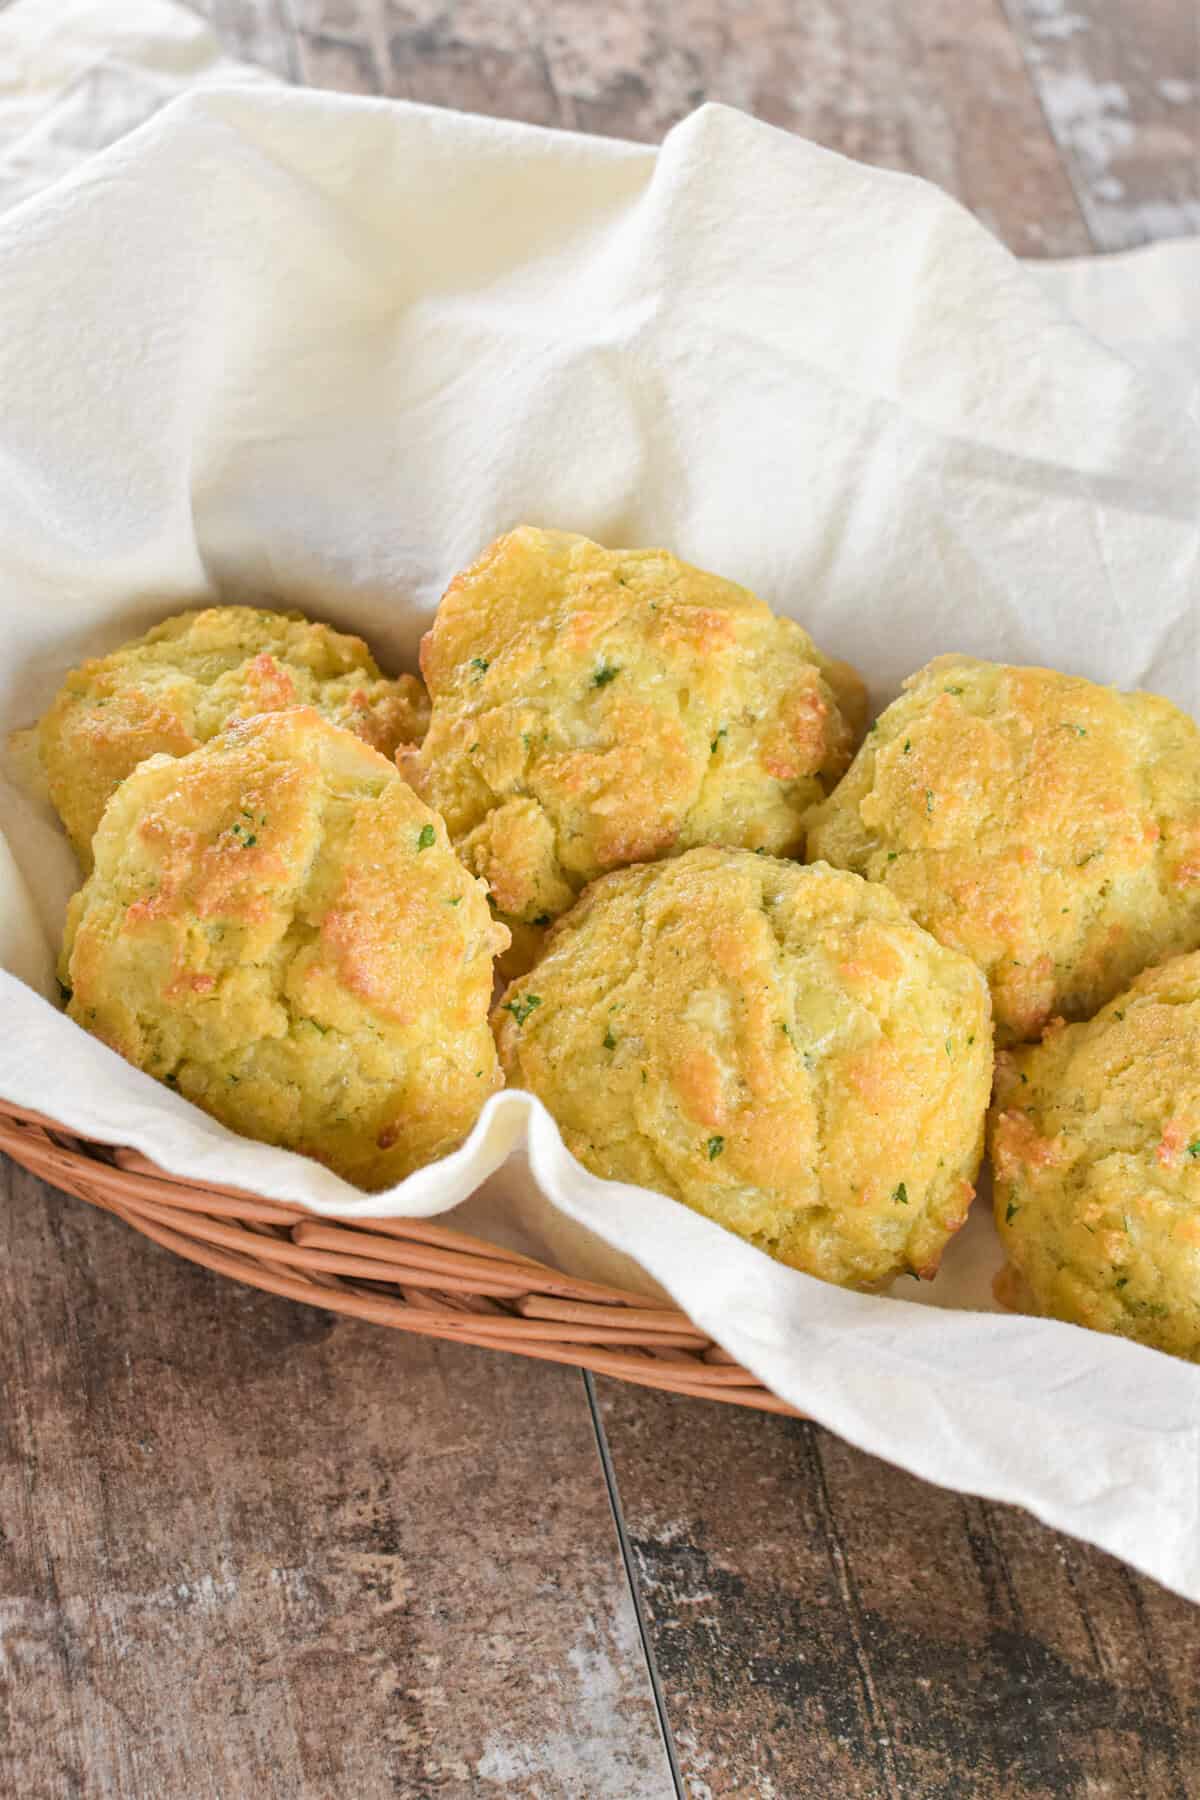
61;710;507;1190
806;656;1200;1044
991;953;1200;1360
494;847;991;1289
40;605;429;866
400;529;865;962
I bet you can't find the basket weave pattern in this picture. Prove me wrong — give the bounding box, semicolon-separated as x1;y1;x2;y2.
0;1101;799;1415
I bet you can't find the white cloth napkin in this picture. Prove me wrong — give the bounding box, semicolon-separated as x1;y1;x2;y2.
2;0;1199;1599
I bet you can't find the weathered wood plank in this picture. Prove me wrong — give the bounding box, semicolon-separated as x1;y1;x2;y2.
595;1382;1200;1800
1004;0;1200;249
12;6;1199;1799
282;0;1092;254
0;1158;673;1800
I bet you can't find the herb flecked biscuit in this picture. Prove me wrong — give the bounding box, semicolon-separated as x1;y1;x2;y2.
806;656;1200;1045
991;953;1200;1360
494;847;992;1290
61;710;507;1190
40;605;429;867
399;528;866;965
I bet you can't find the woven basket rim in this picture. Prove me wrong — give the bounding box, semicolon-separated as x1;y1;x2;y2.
0;1098;800;1416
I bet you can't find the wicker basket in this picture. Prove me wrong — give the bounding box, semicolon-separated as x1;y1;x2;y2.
0;1099;800;1415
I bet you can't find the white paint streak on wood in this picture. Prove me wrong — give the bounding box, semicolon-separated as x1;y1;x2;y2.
1022;0;1092;42
1005;0;1200;249
474;1604;671;1797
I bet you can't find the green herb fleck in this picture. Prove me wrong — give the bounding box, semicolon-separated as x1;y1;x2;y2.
445;896;462;907
603;1029;617;1051
706;1135;725;1161
228;1074;240;1084
1113;1010;1125;1021
711;726;727;753
1115;1276;1129;1289
522;733;531;751
886;850;899;863
1005;1201;1019;1224
945;1039;953;1057
470;657;489;677
417;823;435;850
903;739;911;754
1062;723;1087;737
1019;1072;1029;1084
468;742;480;754
893;1182;908;1205
925;789;934;815
503;994;542;1027
532;913;551;927
592;660;620;688
1188;1140;1200;1160
242;834;257;848
945;685;964;695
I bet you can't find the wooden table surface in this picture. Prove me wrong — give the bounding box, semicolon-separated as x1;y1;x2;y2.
3;3;1199;1796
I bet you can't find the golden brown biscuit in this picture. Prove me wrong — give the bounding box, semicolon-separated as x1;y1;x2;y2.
61;710;507;1190
494;847;992;1289
400;529;865;963
806;656;1200;1044
991;953;1200;1360
40;605;429;866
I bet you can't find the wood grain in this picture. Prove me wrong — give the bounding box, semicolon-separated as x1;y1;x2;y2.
1004;0;1200;249
8;4;1200;1796
0;1157;673;1799
595;1383;1200;1800
279;0;1092;254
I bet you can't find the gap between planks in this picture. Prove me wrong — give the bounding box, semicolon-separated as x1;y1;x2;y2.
583;1371;687;1800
